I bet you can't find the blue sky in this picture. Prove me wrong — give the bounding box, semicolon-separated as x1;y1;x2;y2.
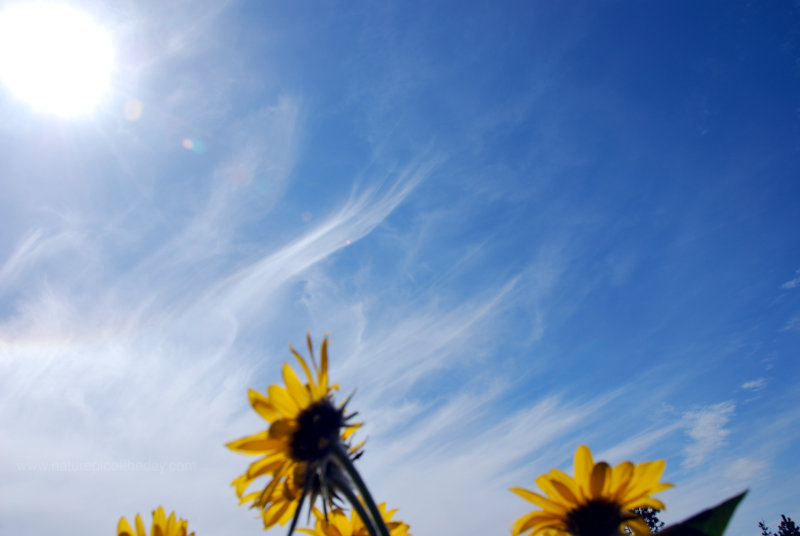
1;1;799;535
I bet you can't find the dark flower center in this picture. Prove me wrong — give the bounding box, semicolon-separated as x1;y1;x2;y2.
566;500;626;536
290;399;345;462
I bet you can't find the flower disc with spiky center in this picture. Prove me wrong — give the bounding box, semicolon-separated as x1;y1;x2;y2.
227;335;362;530
565;500;628;536
510;445;673;536
290;399;347;461
117;507;194;536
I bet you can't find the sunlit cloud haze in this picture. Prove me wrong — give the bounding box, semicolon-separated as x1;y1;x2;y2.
1;1;799;536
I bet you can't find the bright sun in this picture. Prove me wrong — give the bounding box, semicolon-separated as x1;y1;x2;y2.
0;3;113;117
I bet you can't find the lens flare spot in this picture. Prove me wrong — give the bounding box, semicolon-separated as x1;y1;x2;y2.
182;138;206;154
124;99;142;121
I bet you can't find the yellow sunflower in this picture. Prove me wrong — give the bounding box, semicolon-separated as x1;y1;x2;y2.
299;503;411;536
227;334;362;530
511;445;673;536
117;507;194;536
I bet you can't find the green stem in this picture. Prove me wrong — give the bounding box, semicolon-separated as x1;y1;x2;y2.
331;443;391;536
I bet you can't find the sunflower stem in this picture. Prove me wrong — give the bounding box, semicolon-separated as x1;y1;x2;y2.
335;475;381;536
286;471;313;536
331;443;391;536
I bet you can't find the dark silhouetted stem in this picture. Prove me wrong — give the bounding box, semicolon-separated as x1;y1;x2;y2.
334;475;381;536
331;443;391;536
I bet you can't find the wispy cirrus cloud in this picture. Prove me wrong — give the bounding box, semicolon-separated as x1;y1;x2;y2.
682;401;736;468
781;269;800;289
781;316;800;333
212;158;437;320
742;378;767;392
0;141;441;536
358;388;627;536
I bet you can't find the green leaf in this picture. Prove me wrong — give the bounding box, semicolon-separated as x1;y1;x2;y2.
660;491;748;536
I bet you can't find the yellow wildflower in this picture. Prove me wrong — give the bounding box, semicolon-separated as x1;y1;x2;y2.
299;503;411;536
511;445;672;536
227;334;361;530
117;507;194;536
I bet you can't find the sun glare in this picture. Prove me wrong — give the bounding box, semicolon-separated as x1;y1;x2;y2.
0;3;113;117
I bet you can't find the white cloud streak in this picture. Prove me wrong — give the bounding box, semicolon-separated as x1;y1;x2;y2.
742;378;767;392
211;158;436;320
0;133;440;535
781;316;800;333
781;269;800;289
682;401;736;468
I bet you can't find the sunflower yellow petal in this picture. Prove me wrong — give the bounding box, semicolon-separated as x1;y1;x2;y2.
348;440;366;456
350;512;365;535
512;512;539;535
574;445;594;500
248;389;279;422
547;469;582;504
257;459;291;507
590;461;612;499
165;512;176;536
610;461;634;500
153;508;166;536
232;474;252;497
543;470;582;508
526;519;566;536
290;346;319;399
319;337;329;394
135;515;147;536
650;481;674;493
511;487;568;514
269;419;297;440
278;502;299;527
283;362;311;409
246;455;285;480
306;333;314;363
343;422;361;439
621;496;666;511
310;507;326;523
226;434;287;454
534;475;573;509
239;489;262;506
263;500;292;529
513;511;562;535
625;517;651;536
623;459;666;501
118;517;135;536
333;510;352;536
637;459;666;486
268;384;300;417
